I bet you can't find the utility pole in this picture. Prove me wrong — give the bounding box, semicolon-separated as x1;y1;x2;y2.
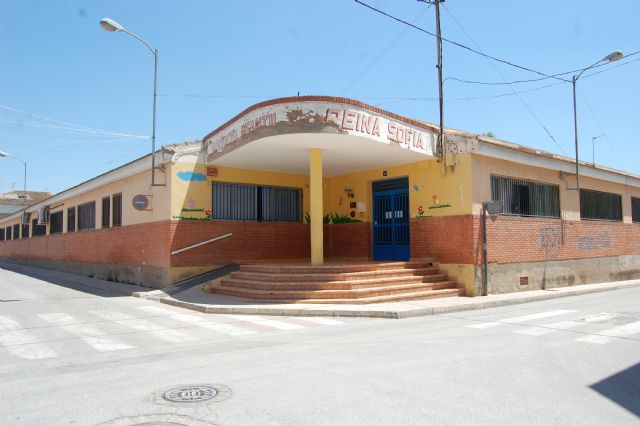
433;0;445;162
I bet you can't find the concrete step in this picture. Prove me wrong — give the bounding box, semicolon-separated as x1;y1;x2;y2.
213;281;459;300
229;267;440;282
220;274;451;291
214;288;464;305
239;260;435;274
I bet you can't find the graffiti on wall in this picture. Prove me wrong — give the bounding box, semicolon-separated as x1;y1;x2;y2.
539;226;562;260
577;231;611;251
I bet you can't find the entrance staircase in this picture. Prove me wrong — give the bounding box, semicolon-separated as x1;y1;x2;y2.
210;260;464;304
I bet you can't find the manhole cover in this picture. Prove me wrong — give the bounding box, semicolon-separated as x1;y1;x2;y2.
162;385;217;403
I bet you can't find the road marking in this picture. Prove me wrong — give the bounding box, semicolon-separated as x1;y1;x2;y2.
293;317;344;326
89;310;197;343
38;312;133;351
465;310;576;329
227;315;305;331
514;312;623;336
575;320;640;344
0;315;57;359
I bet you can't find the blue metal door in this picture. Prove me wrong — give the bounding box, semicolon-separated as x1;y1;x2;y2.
373;178;410;261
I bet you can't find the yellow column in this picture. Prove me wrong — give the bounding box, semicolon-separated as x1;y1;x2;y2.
309;148;324;265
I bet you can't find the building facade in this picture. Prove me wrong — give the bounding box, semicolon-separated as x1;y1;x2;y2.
1;96;639;296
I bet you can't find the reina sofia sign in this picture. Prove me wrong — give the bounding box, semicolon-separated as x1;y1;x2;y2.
204;100;437;161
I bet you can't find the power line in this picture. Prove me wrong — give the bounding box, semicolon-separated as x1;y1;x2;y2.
341;4;432;96
353;0;568;82
441;3;567;155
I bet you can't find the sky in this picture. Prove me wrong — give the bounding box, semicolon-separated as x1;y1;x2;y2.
1;0;639;195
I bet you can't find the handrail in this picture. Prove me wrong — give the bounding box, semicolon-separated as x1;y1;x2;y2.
171;233;232;255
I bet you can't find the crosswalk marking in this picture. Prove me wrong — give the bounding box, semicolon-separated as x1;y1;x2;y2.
514;313;623;336
465;310;576;329
38;313;133;352
294;317;344;326
227;315;305;331
0;315;57;360
171;313;258;336
89;310;197;343
575;320;640;344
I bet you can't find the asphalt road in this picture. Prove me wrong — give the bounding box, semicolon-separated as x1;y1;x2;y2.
0;265;638;425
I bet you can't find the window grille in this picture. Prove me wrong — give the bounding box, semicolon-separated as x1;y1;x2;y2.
491;175;560;218
212;182;257;220
6;226;12;240
13;224;19;239
112;193;122;227
102;197;111;228
31;219;46;237
67;207;76;232
50;211;63;234
21;224;29;239
78;201;96;230
0;228;4;241
632;197;640;223
580;189;622;221
260;186;302;222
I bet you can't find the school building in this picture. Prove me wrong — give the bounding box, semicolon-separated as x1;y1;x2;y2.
1;96;639;301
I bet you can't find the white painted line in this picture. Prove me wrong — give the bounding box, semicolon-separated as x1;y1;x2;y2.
465;310;576;329
0;315;57;360
136;305;176;315
513;312;625;336
575;320;640;344
226;315;305;331
293;317;344;326
171;314;257;336
89;310;197;343
38;314;134;352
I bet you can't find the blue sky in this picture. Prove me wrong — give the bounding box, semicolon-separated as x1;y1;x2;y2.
1;0;639;195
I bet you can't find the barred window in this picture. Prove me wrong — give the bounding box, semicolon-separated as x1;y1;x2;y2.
212;182;302;222
6;226;12;240
21;224;29;239
112;193;122;226
102;196;111;228
50;211;63;234
13;224;19;239
579;189;622;221
491;175;560;218
632;197;640;223
67;207;76;232
32;219;46;237
0;228;4;241
78;201;96;230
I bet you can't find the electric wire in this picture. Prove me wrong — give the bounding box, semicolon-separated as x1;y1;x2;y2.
353;0;569;82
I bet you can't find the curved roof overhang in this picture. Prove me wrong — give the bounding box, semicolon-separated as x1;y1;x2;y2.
203;96;439;176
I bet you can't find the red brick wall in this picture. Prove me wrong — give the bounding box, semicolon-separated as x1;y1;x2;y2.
484;215;640;264
410;216;477;264
0;221;171;267
324;222;371;259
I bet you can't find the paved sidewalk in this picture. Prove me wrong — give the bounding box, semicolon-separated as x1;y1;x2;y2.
2;260;639;319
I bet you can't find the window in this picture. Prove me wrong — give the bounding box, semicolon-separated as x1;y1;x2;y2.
50;211;63;234
212;182;302;222
112;193;122;227
31;219;46;237
0;228;4;241
491;176;560;218
633;197;640;223
21;224;29;239
102;196;111;228
580;189;622;221
13;224;19;240
6;226;12;240
78;202;96;230
67;207;76;232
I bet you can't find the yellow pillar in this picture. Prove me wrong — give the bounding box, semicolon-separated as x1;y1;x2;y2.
309;148;324;265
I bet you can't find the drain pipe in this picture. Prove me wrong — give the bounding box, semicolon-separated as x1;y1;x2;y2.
482;204;488;296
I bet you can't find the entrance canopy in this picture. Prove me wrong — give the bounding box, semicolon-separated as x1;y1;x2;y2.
203;96;438;175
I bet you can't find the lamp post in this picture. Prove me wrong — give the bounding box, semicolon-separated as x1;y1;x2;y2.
0;150;27;196
591;134;605;166
570;50;623;189
100;18;161;186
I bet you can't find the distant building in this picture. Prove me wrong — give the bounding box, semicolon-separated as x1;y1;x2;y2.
0;191;51;219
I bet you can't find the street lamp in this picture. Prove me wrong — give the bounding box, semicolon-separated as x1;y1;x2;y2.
592;134;605;166
0;150;27;197
570;50;623;189
100;18;161;186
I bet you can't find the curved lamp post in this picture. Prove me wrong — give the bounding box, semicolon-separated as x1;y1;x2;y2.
0;150;27;196
570;50;623;189
100;18;161;186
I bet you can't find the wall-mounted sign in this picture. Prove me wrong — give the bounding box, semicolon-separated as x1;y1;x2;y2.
132;195;150;211
207;167;218;177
